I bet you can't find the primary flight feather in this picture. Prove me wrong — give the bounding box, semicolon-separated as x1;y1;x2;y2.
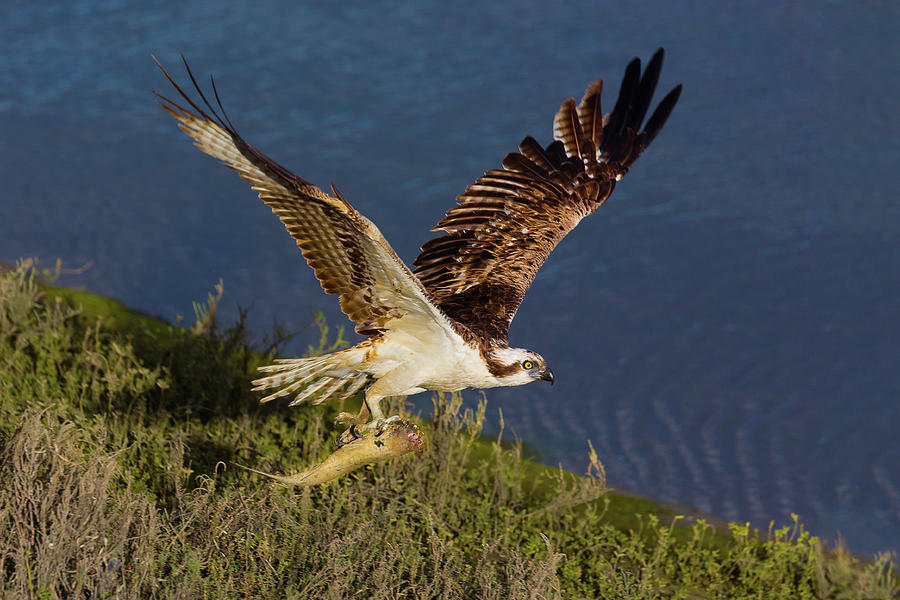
155;49;681;433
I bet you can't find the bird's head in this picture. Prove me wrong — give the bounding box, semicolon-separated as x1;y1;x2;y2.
486;346;554;387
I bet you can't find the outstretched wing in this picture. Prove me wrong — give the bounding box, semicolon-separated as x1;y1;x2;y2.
156;58;451;338
413;48;681;340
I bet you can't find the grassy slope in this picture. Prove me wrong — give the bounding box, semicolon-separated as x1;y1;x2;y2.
0;265;896;599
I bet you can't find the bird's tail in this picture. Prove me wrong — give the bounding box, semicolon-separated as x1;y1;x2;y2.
252;345;371;407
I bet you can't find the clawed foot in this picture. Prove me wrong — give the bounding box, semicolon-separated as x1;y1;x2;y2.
333;423;360;448
334;411;364;427
335;409;365;448
335;414;402;448
371;415;401;437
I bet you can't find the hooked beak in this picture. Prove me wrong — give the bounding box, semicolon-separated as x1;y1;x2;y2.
539;366;555;385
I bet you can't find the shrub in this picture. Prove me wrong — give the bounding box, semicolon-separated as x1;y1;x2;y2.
0;263;896;598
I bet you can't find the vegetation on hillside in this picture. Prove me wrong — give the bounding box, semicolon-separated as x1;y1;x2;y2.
0;262;896;598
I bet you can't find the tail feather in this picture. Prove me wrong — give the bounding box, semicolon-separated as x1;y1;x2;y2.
335;374;370;403
252;346;371;406
289;376;337;406
257;370;321;403
308;377;346;406
252;355;330;401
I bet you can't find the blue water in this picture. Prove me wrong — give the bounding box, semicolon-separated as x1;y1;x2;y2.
2;1;898;556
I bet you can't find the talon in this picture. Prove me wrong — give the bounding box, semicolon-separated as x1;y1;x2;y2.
374;415;402;437
368;418;384;436
335;423;365;448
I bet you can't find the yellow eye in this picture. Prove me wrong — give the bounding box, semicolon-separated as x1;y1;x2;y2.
522;360;534;370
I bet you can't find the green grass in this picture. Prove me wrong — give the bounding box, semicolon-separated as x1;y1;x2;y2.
0;262;896;598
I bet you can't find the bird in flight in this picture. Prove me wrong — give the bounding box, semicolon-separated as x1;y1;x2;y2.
156;49;681;437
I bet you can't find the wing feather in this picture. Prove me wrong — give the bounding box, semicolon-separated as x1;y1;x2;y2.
577;79;604;151
155;58;452;338
553;98;584;160
413;49;681;340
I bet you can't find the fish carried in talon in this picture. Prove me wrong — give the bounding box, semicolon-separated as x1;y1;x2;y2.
238;418;425;487
155;49;681;440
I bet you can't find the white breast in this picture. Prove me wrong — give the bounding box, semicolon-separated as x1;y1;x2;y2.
368;320;499;395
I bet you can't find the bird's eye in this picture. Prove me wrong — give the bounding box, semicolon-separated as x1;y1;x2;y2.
522;360;534;370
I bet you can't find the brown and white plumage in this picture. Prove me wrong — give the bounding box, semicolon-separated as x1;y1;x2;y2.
155;50;680;429
414;48;681;340
155;60;447;339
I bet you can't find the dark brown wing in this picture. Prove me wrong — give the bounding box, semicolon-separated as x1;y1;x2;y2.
413;48;681;341
155;58;453;337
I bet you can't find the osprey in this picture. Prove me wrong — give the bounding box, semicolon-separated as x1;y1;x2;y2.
156;49;681;435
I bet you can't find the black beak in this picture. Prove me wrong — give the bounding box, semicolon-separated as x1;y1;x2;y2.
539;367;554;385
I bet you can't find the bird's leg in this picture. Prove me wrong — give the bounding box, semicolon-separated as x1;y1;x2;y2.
348;370;412;437
365;393;386;425
362;393;407;437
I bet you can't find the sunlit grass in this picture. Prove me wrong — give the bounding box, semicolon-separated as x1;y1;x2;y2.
1;262;896;598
